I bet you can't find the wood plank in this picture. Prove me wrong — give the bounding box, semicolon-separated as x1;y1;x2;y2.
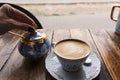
0;29;53;80
52;29;71;43
70;29;112;80
46;29;71;80
106;29;120;57
0;30;24;71
90;29;120;80
0;47;46;80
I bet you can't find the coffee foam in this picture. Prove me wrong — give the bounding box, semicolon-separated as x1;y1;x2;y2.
54;40;90;59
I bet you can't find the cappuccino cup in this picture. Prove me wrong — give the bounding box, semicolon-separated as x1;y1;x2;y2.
54;39;91;72
111;6;120;35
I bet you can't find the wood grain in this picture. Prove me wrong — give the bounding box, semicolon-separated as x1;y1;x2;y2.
0;30;23;71
52;29;71;43
1;28;118;80
106;29;120;57
70;29;112;80
0;47;46;80
0;29;53;80
90;29;120;80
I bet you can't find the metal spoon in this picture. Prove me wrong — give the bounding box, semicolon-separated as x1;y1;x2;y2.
84;57;92;66
8;27;35;38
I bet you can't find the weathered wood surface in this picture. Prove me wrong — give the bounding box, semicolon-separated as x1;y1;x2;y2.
90;29;120;80
0;29;53;80
0;29;120;80
0;30;24;71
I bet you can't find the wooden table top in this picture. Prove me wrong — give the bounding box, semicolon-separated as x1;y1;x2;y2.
0;28;120;80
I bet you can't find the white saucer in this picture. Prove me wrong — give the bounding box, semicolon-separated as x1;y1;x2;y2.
45;52;101;80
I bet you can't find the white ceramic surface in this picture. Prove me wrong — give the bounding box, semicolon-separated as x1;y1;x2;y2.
45;51;101;80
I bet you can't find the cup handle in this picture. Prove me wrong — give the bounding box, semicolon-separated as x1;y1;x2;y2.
111;6;120;22
51;42;56;48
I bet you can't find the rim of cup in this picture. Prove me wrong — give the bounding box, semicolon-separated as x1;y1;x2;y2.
54;39;91;60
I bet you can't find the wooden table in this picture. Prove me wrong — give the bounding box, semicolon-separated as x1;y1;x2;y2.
0;28;120;80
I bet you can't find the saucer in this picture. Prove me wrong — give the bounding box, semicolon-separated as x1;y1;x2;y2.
45;52;101;80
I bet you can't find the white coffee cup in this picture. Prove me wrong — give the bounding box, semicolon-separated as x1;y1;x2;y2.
54;39;91;72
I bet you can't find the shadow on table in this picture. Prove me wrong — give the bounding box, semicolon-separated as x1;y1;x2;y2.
8;55;46;80
46;66;100;80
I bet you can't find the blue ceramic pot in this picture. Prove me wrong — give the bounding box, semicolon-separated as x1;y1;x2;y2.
18;31;51;58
